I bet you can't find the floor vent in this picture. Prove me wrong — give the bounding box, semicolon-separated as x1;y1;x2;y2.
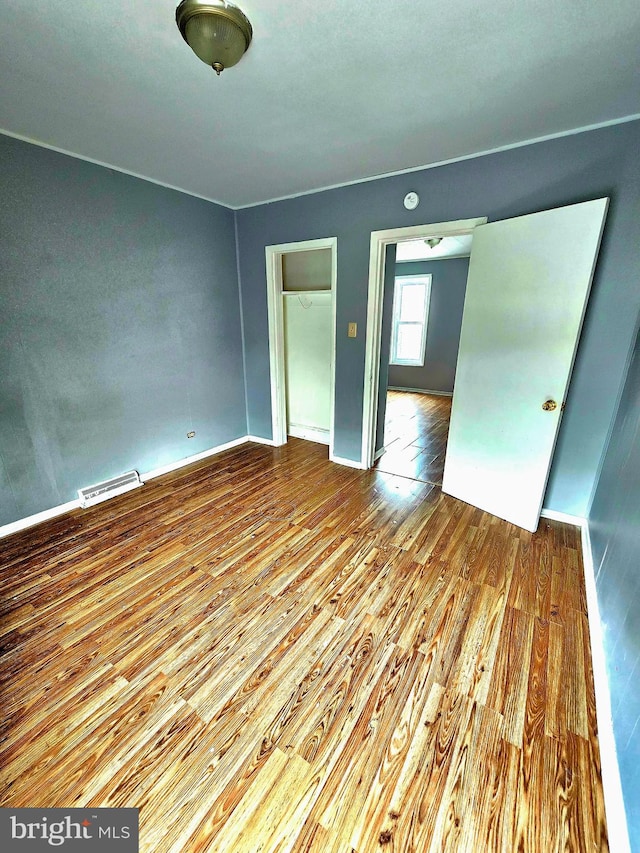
78;470;143;508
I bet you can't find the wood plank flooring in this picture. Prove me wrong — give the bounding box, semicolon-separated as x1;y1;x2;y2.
376;391;452;485
0;406;608;851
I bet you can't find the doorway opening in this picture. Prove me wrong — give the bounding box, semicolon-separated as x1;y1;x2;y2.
362;217;487;472
265;237;337;456
374;232;475;486
365;201;607;532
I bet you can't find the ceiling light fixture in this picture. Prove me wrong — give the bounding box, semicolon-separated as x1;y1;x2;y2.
425;237;443;249
176;0;253;76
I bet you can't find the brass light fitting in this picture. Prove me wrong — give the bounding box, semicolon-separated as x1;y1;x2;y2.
176;0;253;76
425;237;443;249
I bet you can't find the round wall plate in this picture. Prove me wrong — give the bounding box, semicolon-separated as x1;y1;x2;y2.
403;191;419;210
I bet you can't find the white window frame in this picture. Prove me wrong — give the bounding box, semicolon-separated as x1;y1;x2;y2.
389;274;432;366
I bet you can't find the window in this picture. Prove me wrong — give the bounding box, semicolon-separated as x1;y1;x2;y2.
390;275;432;366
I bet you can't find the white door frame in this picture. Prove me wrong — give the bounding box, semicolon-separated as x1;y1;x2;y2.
266;237;338;451
362;217;487;468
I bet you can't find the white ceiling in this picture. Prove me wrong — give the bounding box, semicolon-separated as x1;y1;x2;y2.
1;0;638;209
396;235;473;262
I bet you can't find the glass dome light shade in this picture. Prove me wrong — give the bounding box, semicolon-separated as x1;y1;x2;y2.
176;1;252;72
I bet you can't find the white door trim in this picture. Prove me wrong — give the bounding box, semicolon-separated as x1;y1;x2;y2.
265;237;338;451
362;218;487;468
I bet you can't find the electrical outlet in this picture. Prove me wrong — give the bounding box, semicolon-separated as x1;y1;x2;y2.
187;431;196;438
348;322;357;338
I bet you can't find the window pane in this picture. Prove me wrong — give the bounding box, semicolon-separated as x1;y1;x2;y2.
396;323;423;361
390;275;431;366
399;284;426;321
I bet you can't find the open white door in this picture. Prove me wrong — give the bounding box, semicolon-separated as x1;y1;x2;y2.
442;198;608;532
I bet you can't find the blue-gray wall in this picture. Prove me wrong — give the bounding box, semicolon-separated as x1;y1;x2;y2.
388;257;469;394
236;119;640;516
0;134;246;527
589;322;640;852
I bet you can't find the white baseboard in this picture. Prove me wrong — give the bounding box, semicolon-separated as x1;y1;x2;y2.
247;435;278;446
530;508;630;849
0;499;81;540
329;453;367;470
387;386;453;396
288;424;330;445
539;507;586;527
374;447;386;461
0;436;250;540
580;522;631;853
143;436;248;481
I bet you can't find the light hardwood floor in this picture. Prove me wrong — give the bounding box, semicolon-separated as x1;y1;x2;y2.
0;397;607;851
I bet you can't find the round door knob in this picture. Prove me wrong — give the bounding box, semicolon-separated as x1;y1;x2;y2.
542;399;557;411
